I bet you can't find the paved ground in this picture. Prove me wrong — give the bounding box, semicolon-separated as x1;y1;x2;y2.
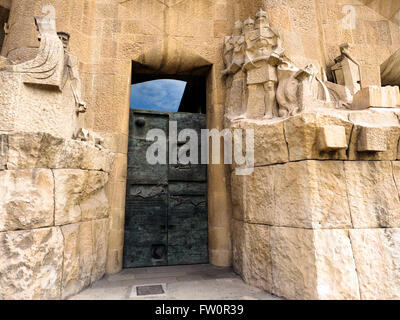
70;264;280;300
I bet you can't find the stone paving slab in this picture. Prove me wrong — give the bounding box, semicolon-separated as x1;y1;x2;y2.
70;265;280;300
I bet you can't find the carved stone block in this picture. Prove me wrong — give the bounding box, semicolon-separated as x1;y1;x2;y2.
351;86;400;109
318;125;348;152
357;126;387;152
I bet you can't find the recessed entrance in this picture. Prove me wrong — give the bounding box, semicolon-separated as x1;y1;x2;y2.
123;66;209;268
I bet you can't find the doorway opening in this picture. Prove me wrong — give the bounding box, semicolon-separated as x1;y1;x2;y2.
123;62;209;268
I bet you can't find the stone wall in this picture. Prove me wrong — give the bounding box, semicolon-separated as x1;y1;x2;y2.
0;132;114;299
231;108;400;299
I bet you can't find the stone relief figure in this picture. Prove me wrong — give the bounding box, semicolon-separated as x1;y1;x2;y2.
222;20;245;76
0;9;88;139
331;43;361;95
58;31;87;113
221;10;373;121
276;59;331;116
1;15;65;88
222;20;247;120
222;9;390;121
243;9;284;119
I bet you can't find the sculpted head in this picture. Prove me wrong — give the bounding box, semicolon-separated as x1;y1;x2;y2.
57;31;71;51
243;17;255;34
255;8;269;28
233;20;243;36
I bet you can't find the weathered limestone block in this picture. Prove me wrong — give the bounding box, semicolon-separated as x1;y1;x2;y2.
345;161;400;228
317;125;348;152
231;219;245;276
350;229;400;300
357;126;387;152
275;161;352;228
0;169;54;232
54;169;87;225
232;220;272;292
80;189;109;221
54;169;109;225
0;73;21;132
61;219;109;299
351;86;400;109
91;218;109;283
270;227;360;300
0;227;63;300
230;119;288;167
242;223;272;293
7;132;64;169
348;110;400;160
231;166;274;224
313;230;360;300
270;227;317;299
6;133;114;172
0;134;7;169
61;222;93;299
232;161;352;228
0;74;79;139
284;113;353;161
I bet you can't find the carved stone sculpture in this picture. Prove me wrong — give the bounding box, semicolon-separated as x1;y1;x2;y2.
58;31;86;113
222;20;245;76
222;20;247;120
2;15;64;88
0;12;86;139
243;9;283;119
331;43;361;95
222;9;399;123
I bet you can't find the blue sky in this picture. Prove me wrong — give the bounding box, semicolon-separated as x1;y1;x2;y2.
130;79;187;112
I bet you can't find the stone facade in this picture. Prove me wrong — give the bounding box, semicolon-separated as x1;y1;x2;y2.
0;132;113;300
0;0;400;300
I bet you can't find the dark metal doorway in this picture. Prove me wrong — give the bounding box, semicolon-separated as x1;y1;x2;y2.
123;109;208;268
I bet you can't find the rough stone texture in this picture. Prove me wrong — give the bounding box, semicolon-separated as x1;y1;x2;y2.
61;222;93;299
270;227;317;300
348;110;400;161
284;113;353;161
232;161;352;229
350;228;400;300
357;126;387;152
0;134;7;169
0;227;64;300
231;119;288;167
241;223;272;293
6;133;114;172
232;220;272;293
313;230;360;300
352;86;400;109
346;161;400;228
61;219;109;299
269;228;359;300
231;219;245;277
0;169;54;232
318;125;348;152
91;219;109;283
54;169;109;225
